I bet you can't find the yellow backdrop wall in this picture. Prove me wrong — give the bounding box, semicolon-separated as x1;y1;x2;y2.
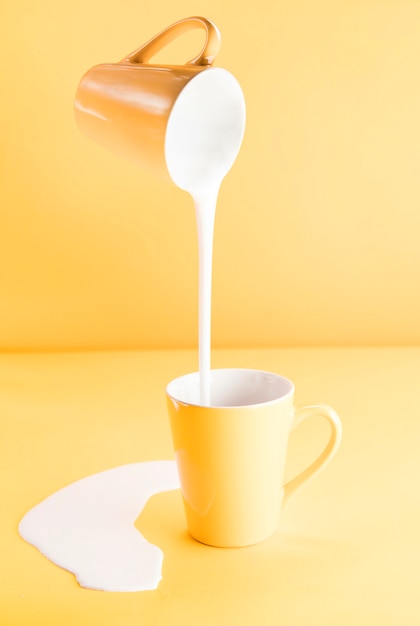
1;0;420;350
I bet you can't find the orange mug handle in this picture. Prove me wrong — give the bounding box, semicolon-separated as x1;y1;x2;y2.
121;16;221;67
283;404;342;505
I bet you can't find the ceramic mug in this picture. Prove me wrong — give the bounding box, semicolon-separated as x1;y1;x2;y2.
74;16;245;191
166;369;342;548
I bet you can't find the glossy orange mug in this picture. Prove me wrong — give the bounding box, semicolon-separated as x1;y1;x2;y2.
167;369;342;548
74;17;246;191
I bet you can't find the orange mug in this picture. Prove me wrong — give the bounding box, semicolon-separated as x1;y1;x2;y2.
166;369;342;548
74;17;246;191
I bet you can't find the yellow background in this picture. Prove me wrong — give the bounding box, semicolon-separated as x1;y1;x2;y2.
2;0;420;351
2;4;420;622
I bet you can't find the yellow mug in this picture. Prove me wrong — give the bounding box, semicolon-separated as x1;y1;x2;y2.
74;16;246;191
166;369;342;548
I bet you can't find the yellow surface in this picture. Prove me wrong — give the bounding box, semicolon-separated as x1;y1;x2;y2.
2;1;420;349
1;348;419;625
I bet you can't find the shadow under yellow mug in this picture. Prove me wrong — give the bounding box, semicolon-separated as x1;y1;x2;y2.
166;369;342;548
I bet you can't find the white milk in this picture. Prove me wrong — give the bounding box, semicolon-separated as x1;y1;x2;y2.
19;461;180;592
165;68;246;405
19;70;246;591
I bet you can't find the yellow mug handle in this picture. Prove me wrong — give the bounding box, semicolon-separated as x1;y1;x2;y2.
283;404;342;505
121;16;221;67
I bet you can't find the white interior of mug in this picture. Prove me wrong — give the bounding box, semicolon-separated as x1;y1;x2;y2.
164;68;246;192
167;369;294;408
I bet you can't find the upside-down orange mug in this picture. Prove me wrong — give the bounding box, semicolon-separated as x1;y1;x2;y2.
74;16;246;192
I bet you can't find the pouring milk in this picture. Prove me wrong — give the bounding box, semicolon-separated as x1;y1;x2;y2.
18;19;246;594
165;68;246;404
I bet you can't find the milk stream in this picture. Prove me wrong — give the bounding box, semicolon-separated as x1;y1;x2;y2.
19;461;180;592
193;185;219;406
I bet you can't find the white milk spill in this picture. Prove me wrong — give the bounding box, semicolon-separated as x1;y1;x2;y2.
165;68;246;405
19;461;180;592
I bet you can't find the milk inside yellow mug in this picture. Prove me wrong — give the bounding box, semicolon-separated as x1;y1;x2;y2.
167;369;342;548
